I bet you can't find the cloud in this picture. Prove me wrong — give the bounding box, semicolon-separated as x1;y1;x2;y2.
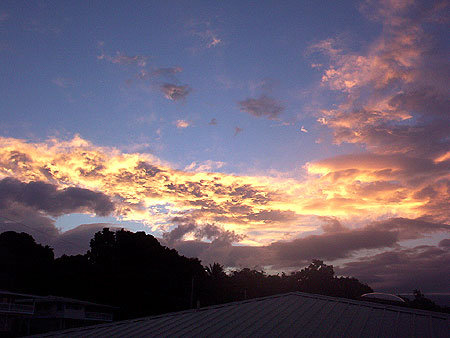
160;83;191;101
305;152;450;222
174;120;190;129
337;243;450;292
98;51;149;67
207;35;222;48
0;177;115;217
238;95;284;120
52;77;72;88
138;67;183;81
0;178;117;256
53;223;119;256
173;216;449;273
312;0;450;158
151;67;183;77
0;135;448;253
247;210;300;224
96;44;192;101
268;227;398;268
184;160;225;172
188;21;223;50
162;216;244;247
0;134;449;293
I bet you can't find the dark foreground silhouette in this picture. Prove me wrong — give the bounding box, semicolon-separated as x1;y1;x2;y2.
0;229;447;322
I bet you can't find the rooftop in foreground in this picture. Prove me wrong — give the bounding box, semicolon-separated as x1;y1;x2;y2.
26;291;450;338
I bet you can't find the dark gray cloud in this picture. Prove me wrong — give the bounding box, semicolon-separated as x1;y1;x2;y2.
172;216;449;275
54;223;120;256
438;238;450;248
0;204;59;245
0;204;117;257
247;210;299;223
166;182;205;198
320;216;346;233
162;216;244;249
0;177;115;217
268;227;399;268
238;95;284;119
372;217;450;240
337;244;450;293
135;161;162;177
160;83;191;101
163;220;197;245
0;178;118;256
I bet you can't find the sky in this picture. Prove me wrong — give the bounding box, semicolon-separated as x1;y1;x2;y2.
0;0;449;294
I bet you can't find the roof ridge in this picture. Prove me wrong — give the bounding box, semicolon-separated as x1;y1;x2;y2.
24;291;450;337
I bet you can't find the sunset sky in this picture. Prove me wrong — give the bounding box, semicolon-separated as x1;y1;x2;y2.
0;0;449;293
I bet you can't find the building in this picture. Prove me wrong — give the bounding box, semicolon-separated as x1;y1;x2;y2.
0;290;35;336
25;291;450;338
0;291;113;337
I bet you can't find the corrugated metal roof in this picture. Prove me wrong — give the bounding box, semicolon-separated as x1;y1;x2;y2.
25;292;450;338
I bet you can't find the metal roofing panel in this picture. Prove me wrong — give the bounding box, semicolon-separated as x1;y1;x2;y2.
25;292;450;338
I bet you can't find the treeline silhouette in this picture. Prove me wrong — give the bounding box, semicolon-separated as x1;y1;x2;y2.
0;229;447;320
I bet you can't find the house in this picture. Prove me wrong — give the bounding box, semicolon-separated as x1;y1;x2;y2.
25;291;450;338
0;290;35;336
0;290;113;336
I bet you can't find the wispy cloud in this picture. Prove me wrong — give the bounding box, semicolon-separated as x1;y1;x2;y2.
97;43;192;102
98;50;149;67
138;67;183;80
52;77;72;88
185;160;225;172
188;21;223;52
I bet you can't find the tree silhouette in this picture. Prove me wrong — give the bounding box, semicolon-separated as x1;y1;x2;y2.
4;228;447;324
0;231;54;294
85;228;207;318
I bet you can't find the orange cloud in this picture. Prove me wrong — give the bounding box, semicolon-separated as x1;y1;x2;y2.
1;135;448;246
312;0;449;158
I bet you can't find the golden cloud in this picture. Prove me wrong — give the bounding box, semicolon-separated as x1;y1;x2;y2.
1;135;448;246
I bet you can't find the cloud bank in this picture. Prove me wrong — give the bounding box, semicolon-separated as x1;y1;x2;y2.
1;0;449;293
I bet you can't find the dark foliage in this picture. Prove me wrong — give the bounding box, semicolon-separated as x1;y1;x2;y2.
0;231;54;294
1;229;446;320
400;289;450;313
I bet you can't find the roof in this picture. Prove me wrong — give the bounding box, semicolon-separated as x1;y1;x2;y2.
26;292;450;338
0;290;37;298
